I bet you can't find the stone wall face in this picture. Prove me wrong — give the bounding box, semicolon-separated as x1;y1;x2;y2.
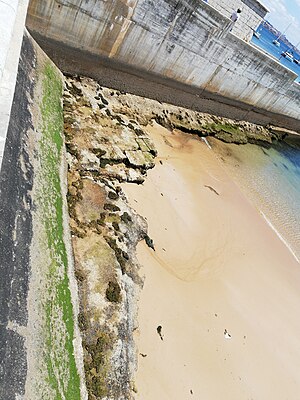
208;0;268;40
26;0;300;129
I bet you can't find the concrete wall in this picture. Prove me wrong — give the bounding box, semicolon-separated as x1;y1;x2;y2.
209;0;268;40
0;31;86;399
0;0;29;170
26;0;300;130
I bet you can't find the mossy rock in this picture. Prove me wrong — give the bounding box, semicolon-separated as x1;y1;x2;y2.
121;212;132;224
104;236;127;273
108;191;119;200
78;311;88;331
215;130;248;144
106;213;121;224
112;221;120;231
91;148;107;157
84;331;113;398
106;281;122;303
104;203;120;212
125;149;155;169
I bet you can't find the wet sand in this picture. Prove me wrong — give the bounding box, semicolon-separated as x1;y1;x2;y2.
123;123;300;399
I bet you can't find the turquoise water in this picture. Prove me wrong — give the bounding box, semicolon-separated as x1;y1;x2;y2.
246;27;300;251
251;25;300;82
214;136;300;261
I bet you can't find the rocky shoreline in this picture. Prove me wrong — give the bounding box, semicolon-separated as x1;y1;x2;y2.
64;76;160;399
63;75;294;399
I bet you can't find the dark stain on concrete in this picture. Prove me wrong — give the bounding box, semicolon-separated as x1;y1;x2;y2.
0;34;36;399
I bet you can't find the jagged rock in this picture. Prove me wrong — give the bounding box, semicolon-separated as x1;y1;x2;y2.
101;145;126;163
135;137;157;155
68;170;81;185
167;111;204;133
80;149;100;170
121;212;132;224
215;130;248;144
145;235;155;250
75;179;107;224
126;168;145;184
118;128;140;150
68;185;77;197
135;137;150;152
106;281;122;303
245;129;272;144
125;150;155;169
78;105;93;117
108;191;119;200
66;151;78;169
269;125;297;141
102;164;128;182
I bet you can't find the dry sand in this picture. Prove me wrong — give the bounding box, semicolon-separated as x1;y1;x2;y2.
123;123;300;400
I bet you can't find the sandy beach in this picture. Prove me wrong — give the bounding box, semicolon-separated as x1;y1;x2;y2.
123;123;300;399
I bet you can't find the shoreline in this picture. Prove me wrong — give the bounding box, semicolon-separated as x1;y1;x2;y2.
260;210;300;264
62;74;300;399
210;136;300;268
123;123;300;399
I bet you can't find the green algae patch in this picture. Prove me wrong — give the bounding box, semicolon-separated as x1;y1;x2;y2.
204;123;248;144
85;331;111;398
71;233;119;398
37;62;81;399
213;123;241;134
204;122;242;136
106;281;122;303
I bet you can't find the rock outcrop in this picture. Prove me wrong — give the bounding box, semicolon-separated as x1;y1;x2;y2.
64;76;157;399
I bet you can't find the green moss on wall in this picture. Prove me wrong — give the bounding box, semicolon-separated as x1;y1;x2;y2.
38;62;81;399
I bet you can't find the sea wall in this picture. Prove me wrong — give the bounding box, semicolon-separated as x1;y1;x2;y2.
0;0;29;169
0;31;86;399
26;0;300;131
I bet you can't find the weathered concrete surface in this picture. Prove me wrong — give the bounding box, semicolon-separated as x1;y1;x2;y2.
209;0;268;41
0;0;29;170
0;27;34;400
26;0;300;131
0;31;86;399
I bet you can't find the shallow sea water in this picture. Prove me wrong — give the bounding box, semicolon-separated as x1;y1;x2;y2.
211;136;300;262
